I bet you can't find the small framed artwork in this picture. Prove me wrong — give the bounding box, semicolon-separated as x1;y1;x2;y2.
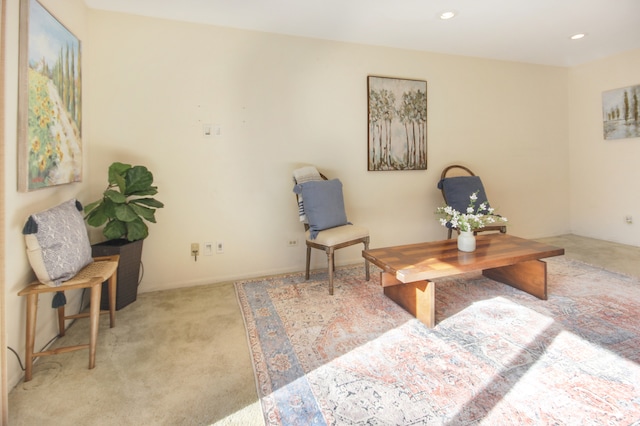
17;0;82;191
602;84;640;140
368;76;427;171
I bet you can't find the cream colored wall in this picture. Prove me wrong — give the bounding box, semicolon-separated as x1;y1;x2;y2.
85;11;571;295
4;6;572;389
3;0;91;390
568;49;640;245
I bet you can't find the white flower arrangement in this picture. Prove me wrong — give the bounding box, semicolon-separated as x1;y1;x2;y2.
435;191;507;232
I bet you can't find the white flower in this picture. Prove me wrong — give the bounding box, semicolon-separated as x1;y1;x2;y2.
435;191;506;232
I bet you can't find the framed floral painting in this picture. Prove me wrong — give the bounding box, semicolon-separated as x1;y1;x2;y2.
18;0;82;191
368;76;427;171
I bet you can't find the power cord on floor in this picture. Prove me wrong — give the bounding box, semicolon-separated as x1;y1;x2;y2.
7;329;57;372
7;346;25;371
8;287;89;372
9;260;145;372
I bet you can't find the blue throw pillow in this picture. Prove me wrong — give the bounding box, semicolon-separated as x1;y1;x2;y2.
439;176;491;213
294;179;349;239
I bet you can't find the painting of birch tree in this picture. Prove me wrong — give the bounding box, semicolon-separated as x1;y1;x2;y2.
602;84;640;140
368;76;427;171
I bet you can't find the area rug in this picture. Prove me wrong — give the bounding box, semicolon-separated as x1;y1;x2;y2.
234;258;640;425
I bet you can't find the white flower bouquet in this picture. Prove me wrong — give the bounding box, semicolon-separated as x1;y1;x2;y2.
435;191;506;232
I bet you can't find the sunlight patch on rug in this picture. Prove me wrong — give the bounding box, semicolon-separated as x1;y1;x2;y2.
235;258;640;425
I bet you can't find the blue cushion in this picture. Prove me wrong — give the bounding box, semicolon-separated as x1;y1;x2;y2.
294;179;349;239
439;176;491;213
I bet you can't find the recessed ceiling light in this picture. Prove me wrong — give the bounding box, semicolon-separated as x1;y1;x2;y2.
439;11;457;20
570;33;587;40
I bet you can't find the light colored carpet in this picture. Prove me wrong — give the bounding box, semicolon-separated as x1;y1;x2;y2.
9;282;263;425
236;258;640;425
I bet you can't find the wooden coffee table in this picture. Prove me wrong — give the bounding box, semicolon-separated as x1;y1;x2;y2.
362;234;564;327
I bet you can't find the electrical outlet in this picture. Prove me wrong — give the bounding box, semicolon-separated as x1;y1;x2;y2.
191;243;199;261
204;242;213;256
216;241;224;254
625;215;633;224
287;237;299;247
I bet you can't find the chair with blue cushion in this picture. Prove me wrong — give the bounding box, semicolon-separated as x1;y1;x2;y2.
293;166;370;295
437;164;507;239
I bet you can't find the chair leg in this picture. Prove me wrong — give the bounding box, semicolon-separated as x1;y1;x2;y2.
88;283;102;370
364;237;370;281
305;245;311;280
326;248;335;295
108;273;117;328
24;292;38;382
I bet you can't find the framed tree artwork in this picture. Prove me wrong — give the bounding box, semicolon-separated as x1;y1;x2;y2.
368;76;427;171
602;84;640;140
17;0;82;191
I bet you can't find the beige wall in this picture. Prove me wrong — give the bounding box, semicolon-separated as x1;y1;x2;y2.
85;10;570;295
7;1;637;392
1;0;7;421
568;49;640;245
3;0;91;391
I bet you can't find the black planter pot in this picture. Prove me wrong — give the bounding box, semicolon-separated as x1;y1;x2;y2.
91;239;144;310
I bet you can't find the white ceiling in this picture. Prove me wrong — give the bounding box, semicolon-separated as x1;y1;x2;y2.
83;0;640;67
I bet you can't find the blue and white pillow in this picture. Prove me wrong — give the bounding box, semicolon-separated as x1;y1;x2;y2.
23;199;93;287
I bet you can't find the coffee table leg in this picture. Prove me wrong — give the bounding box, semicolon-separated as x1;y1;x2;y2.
381;272;435;328
483;259;548;300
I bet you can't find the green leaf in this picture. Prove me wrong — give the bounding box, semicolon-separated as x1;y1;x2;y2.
108;162;131;185
130;203;156;221
114;204;138;222
113;173;126;194
129;187;158;197
103;220;127;240
85;207;108;227
131;198;164;208
101;197;117;219
124;166;153;195
125;218;149;241
104;189;127;204
83;199;101;215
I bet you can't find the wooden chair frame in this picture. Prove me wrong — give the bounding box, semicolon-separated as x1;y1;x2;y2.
18;255;119;382
296;173;370;295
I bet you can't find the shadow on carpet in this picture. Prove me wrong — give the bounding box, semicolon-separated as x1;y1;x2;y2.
234;258;640;425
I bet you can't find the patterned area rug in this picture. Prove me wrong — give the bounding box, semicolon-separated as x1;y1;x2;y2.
234;258;640;425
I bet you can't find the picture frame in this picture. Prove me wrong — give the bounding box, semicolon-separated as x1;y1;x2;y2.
17;0;82;191
368;76;427;171
602;84;640;140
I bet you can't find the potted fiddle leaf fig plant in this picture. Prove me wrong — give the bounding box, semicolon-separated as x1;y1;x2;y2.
84;162;164;310
84;162;164;241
